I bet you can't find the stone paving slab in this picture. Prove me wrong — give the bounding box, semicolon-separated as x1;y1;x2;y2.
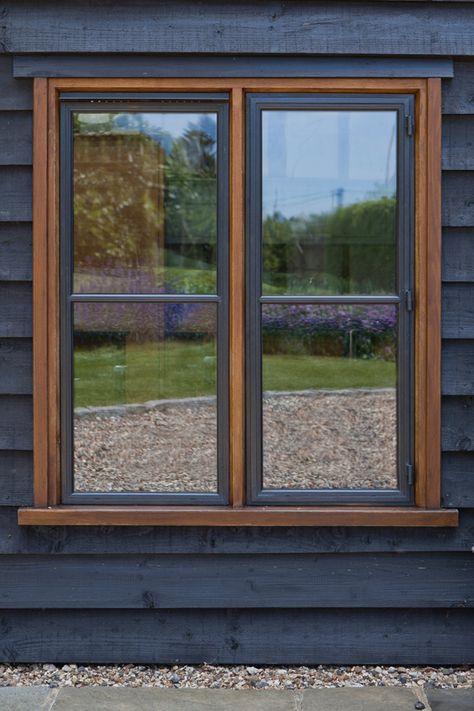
0;687;56;710
426;687;474;711
0;686;472;711
302;687;418;710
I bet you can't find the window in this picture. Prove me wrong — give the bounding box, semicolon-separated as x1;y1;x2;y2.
20;77;457;526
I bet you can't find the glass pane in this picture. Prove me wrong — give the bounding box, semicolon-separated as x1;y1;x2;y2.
261;303;398;490
262;110;397;296
73;111;218;294
72;302;218;493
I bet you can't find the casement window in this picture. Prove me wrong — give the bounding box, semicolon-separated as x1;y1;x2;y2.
20;77;457;526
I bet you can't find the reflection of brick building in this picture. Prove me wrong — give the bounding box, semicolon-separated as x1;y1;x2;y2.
74;131;165;273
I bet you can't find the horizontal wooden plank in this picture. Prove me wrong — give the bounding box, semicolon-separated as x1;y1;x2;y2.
17;506;459;528
0;608;472;664
0;112;32;165
0;451;32;506
442;453;474;507
442;172;474;227
442;115;474;170
442;61;474;114
0;396;32;450
442;228;474;281
0;223;32;281
442;395;474;451
0;282;31;337
0;166;31;222
442;340;474;395
0;56;32;110
442;284;474;338
0;552;471;609
0;339;31;394
1;507;474;554
12;55;455;78
4;3;474;56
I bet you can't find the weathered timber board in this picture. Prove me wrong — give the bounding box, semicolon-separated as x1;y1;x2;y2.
442;228;474;282
442;453;474;507
3;2;474;56
0;608;472;664
0;112;31;166
442;172;474;227
0;57;32;111
0;396;31;450
442;115;474;170
443;61;474;114
442;284;474;338
0;167;31;222
0;553;472;609
12;55;455;79
442;340;474;395
442;396;474;451
0;282;31;337
1;508;473;554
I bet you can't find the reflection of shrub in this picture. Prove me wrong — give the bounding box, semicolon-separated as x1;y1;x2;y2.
262;196;396;294
74;275;216;344
262;304;396;360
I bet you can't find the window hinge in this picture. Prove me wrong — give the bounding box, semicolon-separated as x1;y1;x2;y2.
405;114;414;137
405;289;414;312
406;463;414;486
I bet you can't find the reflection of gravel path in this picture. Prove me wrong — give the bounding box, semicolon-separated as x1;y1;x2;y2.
74;389;397;493
263;389;397;490
74;400;218;493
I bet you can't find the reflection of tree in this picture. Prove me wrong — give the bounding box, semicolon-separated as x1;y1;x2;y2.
263;196;396;293
74;128;164;271
164;122;217;268
73;114;217;282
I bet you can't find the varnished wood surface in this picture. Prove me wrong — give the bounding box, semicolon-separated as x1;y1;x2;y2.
229;87;246;507
32;78;48;508
17;506;459;527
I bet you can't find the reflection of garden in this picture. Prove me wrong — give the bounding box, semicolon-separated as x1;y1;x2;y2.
71;111;398;492
73;302;397;493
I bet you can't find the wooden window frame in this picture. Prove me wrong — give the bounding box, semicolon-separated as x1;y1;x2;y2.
18;76;457;527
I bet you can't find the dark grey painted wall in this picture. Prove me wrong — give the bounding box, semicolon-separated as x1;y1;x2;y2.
0;1;473;664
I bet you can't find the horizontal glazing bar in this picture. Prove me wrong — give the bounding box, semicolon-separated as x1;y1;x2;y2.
70;294;220;303
260;295;400;304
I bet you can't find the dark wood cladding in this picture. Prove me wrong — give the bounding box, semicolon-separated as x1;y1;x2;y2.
0;8;473;664
0;553;472;609
2;3;474;56
12;55;455;79
0;609;472;664
0;56;32;110
2;507;474;555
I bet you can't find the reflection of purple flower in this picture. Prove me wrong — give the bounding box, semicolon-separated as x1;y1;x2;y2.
262;303;396;335
262;304;397;359
73;268;201;342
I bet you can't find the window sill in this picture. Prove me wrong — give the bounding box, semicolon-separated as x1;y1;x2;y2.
17;506;459;527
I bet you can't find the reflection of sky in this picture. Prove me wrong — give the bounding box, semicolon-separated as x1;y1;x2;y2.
76;112;217;148
263;111;397;218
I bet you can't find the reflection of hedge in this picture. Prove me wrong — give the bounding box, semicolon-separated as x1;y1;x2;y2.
262;304;396;359
322;196;396;293
262;196;396;293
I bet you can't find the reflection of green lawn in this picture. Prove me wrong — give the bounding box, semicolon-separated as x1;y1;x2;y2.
74;341;396;408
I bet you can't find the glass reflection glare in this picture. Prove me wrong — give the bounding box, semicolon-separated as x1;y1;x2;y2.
262;110;397;295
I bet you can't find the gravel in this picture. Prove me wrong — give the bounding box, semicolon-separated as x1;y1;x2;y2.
0;664;472;689
74;389;397;492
